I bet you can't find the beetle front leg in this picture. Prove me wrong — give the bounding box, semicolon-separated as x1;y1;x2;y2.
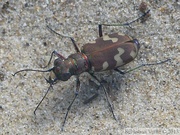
61;76;80;131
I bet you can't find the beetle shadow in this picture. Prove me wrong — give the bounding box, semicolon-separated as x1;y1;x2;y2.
30;79;79;127
31;71;125;128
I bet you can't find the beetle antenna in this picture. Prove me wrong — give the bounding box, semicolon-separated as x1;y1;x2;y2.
12;68;54;76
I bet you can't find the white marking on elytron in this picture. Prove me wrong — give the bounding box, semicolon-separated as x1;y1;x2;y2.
119;33;133;40
88;40;96;44
134;41;138;52
103;35;118;43
114;48;125;67
130;50;136;58
127;35;133;40
130;41;138;58
118;32;125;36
102;61;109;70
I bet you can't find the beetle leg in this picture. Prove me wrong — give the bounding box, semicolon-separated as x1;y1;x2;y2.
98;24;103;37
115;58;170;74
114;68;125;75
61;75;80;131
70;37;81;53
46;25;81;52
98;9;150;29
89;73;117;121
43;50;65;68
123;9;150;26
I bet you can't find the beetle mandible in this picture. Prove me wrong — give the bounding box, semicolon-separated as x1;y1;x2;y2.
13;9;169;130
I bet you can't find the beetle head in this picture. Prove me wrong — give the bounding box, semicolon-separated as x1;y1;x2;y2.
52;58;72;81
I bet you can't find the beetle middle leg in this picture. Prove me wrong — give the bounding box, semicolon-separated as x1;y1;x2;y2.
89;73;117;121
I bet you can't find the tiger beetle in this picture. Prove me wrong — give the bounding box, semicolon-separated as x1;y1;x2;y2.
13;9;170;130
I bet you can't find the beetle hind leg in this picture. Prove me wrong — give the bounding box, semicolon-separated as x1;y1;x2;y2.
98;9;150;32
46;25;81;52
114;58;170;75
98;24;103;37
